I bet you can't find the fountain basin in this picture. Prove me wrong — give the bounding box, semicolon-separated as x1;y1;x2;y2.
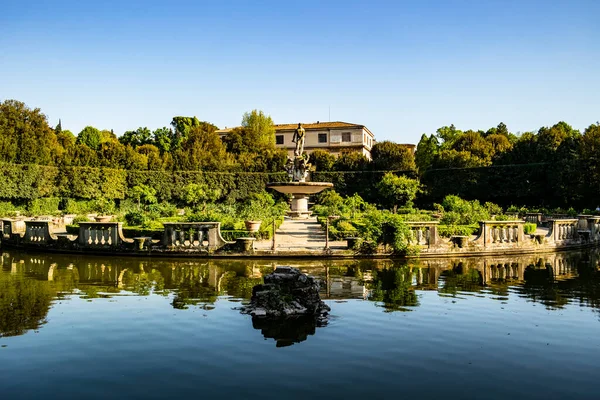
267;182;333;219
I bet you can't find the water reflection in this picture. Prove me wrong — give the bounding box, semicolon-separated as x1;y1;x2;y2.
252;316;321;347
1;250;600;339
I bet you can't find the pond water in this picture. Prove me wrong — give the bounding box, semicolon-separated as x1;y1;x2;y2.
1;250;600;399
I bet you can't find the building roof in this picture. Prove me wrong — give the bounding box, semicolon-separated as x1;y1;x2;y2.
216;121;373;136
274;121;364;130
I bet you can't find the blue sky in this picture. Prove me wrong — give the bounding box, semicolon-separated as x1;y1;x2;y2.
1;0;598;143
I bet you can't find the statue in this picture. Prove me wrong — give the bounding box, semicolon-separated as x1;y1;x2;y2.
285;154;311;182
292;123;305;156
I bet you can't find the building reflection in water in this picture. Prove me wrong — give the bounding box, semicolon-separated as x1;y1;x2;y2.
1;250;600;341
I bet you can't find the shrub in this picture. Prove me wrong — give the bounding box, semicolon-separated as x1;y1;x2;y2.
523;223;537;235
125;211;147;226
63;199;97;215
0;201;20;217
72;215;91;224
439;195;492;225
147;202;178;218
27;197;60;216
438;224;479;238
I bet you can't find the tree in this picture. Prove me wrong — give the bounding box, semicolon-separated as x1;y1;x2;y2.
76;126;103;150
129;184;157;210
376;173;420;211
0;99;61;165
436;124;462;149
183;183;222;211
152;127;173;153
119;127;152;148
451;130;493;164
371;141;416;171
170;117;217;151
334;151;369;171
415;134;439;174
56;130;76;150
240;109;275;151
55;119;62;134
309;150;336;172
173;125;233;171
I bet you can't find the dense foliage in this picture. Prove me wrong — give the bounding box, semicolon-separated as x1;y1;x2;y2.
1;98;598;216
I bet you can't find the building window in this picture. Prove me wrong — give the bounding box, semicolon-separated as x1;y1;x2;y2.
318;133;327;143
276;135;284;145
342;132;351;142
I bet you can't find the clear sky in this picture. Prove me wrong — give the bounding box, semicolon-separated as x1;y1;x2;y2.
1;0;599;143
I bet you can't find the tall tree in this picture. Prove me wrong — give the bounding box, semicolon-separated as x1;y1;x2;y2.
0;99;61;165
415;134;439;174
241;109;275;151
371;141;416;171
76;126;103;150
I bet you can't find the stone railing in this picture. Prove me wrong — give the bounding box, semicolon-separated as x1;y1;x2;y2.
477;221;524;247
587;216;600;241
547;219;579;242
2;218;26;238
24;221;57;245
78;222;129;248
524;213;542;224
406;222;440;247
162;222;231;251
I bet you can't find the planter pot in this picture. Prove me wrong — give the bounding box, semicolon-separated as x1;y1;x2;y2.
94;215;113;223
244;220;262;233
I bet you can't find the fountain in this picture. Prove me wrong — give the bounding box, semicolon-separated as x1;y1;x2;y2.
267;123;333;218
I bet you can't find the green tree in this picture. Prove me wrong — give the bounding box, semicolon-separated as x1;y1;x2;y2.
308;149;336;172
183;183;221;210
376;173;420;211
76;126;103;150
334;151;370;171
415;134;439;174
173;125;233;171
371;141;416;171
0;99;61;165
129;184;157;210
120;127;152;148
170;117;217;151
240;109;275;151
152;127;173;153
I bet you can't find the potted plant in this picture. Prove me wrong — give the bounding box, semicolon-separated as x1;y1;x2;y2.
242;200;266;233
94;197;115;222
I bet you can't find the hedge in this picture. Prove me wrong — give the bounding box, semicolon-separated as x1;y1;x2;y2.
0;162;289;203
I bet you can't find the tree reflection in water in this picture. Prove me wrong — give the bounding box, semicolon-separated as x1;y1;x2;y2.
3;249;600;339
0;270;54;337
367;266;419;311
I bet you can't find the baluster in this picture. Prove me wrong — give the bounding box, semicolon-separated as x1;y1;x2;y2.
178;229;185;247
198;229;205;247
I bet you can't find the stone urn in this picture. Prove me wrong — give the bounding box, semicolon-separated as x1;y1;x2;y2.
245;220;262;233
94;215;112;223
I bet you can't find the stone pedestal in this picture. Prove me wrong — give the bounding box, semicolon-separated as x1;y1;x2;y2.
289;195;312;219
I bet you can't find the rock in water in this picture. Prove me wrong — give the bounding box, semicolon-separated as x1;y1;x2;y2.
242;266;330;322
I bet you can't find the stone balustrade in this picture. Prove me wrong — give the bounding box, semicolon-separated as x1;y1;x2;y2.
24;221;57;245
1;218;26;238
162;222;231;251
524;213;542;224
478;221;524;247
406;222;440;247
78;222;129;248
587;217;600;241
547;219;579;242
